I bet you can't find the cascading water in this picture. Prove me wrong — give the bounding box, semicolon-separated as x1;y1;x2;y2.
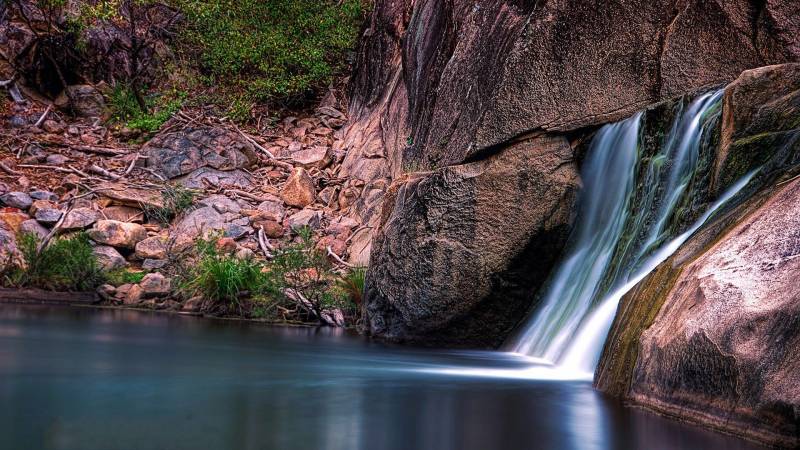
505;89;755;376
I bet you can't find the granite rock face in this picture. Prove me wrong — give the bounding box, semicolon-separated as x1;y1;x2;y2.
600;178;800;449
348;0;800;346
365;134;579;347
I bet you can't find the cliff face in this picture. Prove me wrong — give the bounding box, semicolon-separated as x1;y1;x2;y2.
595;64;800;448
343;0;800;347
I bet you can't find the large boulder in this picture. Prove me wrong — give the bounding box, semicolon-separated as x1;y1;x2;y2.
365;134;579;347
597;178;800;449
714;63;800;191
144;126;258;180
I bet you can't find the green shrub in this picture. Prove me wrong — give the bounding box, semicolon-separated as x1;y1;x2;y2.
337;266;366;306
178;238;270;311
143;184;197;224
109;84;186;133
4;232;105;291
105;269;146;286
175;0;366;107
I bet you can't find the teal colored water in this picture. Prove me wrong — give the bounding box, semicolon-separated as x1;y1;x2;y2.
0;306;764;450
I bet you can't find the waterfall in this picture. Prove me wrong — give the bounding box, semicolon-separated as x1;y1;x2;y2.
506;90;749;374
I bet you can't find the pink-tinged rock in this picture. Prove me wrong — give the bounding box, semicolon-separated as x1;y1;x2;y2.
88;220;148;249
134;236;168;260
61;207;101;230
281;168;316;207
139;273;171;298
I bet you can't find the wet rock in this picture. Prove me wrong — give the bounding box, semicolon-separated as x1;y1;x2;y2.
93;245;128;271
54;85;105;117
134;236;168;260
122;284;144;305
88;220;148;249
281;168;316;207
0;192;33;210
145;126;257;180
61;208;101;230
287;209;323;231
96;284;116;302
139;273;171;298
599;178;800;449
320;308;346;327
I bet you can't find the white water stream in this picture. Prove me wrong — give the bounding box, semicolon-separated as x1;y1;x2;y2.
423;90;758;381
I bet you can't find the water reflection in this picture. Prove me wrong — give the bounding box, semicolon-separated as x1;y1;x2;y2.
0;306;765;450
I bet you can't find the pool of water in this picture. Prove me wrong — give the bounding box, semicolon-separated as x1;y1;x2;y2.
0;305;764;450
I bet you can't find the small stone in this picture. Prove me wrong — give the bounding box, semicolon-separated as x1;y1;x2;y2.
255;219;284;238
19;219;49;239
88;220;148;249
124;284;144;305
29;200;55;216
29;190;59;202
256;195;286;221
287;209;323;231
139;273;171;298
93;245;128;271
134;236;168;260
42;120;64;134
45;154;69;165
34;208;63;225
61;207;101;230
338;187;360;210
0;192;33;210
67;126;80;136
235;247;255;260
54;85;105;117
142;259;168;270
101;205;144;223
96;284;116;302
281;168;316;208
215;237;238;253
223;223;249;240
182;296;203;312
289;146;331;169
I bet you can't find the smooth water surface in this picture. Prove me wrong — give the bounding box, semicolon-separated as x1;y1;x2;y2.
0;306;764;450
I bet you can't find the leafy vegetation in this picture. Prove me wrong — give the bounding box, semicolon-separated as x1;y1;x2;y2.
175;0;366;110
142;184;197;224
3;233;105;291
108;85;186;133
178;228;359;324
105;269;146;286
177;238;269;312
337;266;366;307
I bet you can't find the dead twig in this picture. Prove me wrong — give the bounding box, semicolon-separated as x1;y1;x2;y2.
89;164;122;180
34;104;53;128
257;227;274;259
327;246;355;268
72;145;128;156
0;161;21;175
